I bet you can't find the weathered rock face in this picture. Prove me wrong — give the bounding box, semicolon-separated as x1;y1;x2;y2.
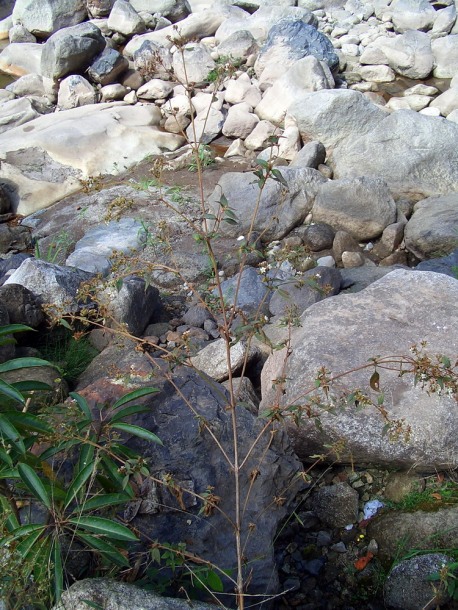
75;354;305;605
12;0;88;38
332;110;458;200
261;270;458;470
206;167;327;242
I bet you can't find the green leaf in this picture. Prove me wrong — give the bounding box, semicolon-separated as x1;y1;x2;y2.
52;539;64;603
39;438;80;461
115;278;123;292
111;423;163;445
13;380;53;393
16;527;46;558
17;463;52;510
441;355;451;368
0;446;12;467
7;412;53;434
77;440;95;474
0;415;25;453
0;357;57;374
68;516;139;541
81;600;104;609
1;523;46;546
64;462;95;509
76;532;130;567
0;495;20;531
59;318;73;330
202;213;217;220
0;379;25;404
206;570;224;592
75;492;132;513
223;217;238;225
0;324;34;337
112;387;159;409
255;158;269;169
69;392;92;419
110;404;150;424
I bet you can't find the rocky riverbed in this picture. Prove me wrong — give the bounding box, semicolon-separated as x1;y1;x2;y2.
0;0;458;608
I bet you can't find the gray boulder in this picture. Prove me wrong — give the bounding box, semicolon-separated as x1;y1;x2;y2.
0;97;40;134
87;47;129;85
132;40;173;81
53;579;217;610
290;141;326;169
287;89;386;154
40;22;106;80
384;554;453;610
75;356;305;604
376;30;433;79
172;43;216;85
218;266;270;316
310;482;358;528
404;193;458;260
57;75;97;109
130;0;191;23
431;34;458;78
12;0;87;38
217;29;259;60
5;73;57;102
4;258;93;315
312;176;397;240
268;266;341;318
0;42;43;77
0;283;44;327
390;0;436;33
260;269;458;470
107;0;146;36
190;338;260;382
332;110;458;200
254;19;338;85
415;248;458;277
86;0;116;18
206;167;327;242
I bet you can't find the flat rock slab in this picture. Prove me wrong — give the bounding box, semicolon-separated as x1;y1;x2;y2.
261;269;458;470
0;102;184;215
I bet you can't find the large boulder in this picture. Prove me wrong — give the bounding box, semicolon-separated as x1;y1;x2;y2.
254;19;338;85
332;110;458;200
40;22;106;80
130;0;191;22
0;42;43;76
205;167;327;242
260;269;458;470
431;34;458;78
371;30;434;79
75;351;305;604
287;89;386;153
0;102;184;215
0;97;41;134
390;0;436;33
12;0;87;38
404;193;458;260
312;176;397;240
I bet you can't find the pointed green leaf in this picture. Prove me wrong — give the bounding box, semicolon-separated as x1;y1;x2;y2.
76;532;130;567
0;446;12;467
75;492;132;513
0;495;20;531
53;539;64;603
112;387;159;410
111;423;163;446
7;412;52;434
13;380;53;393
1;523;45;547
64;462;95;509
0;415;25;453
39;438;80;461
17;463;52;510
68;516;139;541
0;379;25;404
59;318;73;330
77;440;95;474
16;527;46;558
110;404;150;424
69;392;92;419
0;357;57;374
0;324;33;338
205;570;224;593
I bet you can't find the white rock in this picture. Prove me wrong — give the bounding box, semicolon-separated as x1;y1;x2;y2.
418;106;441;117
224;73;262;106
58;75;97;109
172;42;216;84
12;0;87;37
222;102;259;138
429;87;458;117
0;42;43;76
447;109;458;123
432;35;458;78
0;97;40;134
137;79;173;100
186;106;225;143
244;119;278;150
430;4;456;38
359;64;396;82
403;84;438;96
315;255;335;267
191;91;224;114
107;0;146;36
224;138;247;158
390;0;436;33
100;83;128;101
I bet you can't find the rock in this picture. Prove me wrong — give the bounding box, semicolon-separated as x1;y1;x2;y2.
186;106;225;144
0;42;43;77
182;304;214;328
218;266;270;316
383;471;423;502
260;269;458;470
368;507;458;563
4;258;93;315
0;225;32;254
431;35;458;78
66;218;148;275
404;193;458;260
87;0;116;18
98;276;161;336
87;47;129;85
0;98;41;134
206;167;327;242
172;42;215;85
107;0;146;36
244;119;277;150
137;79;174;100
332;230;361;265
312;176;397;240
0;301;14;362
430;86;458;117
339;264;403;292
332;110;458;200
390;0;436;33
52;579;217;610
415;248;458;277
255;56;335;125
287;89;385;154
431;4;457;38
290;141;326;169
0;102;184;215
5;73;57;102
74;357;304;603
190;338;260;382
0;283;44;327
0;185;11;214
341;251;366;267
255;19;338;86
8;24;37;44
298;222;335;251
268;266;342;318
12;0;87;38
100;83;129;101
222;376;259;414
130;0;191;23
217;29;259;60
224;73;262;107
222;102;259;138
57;75;97;109
40;22;106;80
359;64;396;82
310;482;359;527
384;554;453;610
132;40;173;81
